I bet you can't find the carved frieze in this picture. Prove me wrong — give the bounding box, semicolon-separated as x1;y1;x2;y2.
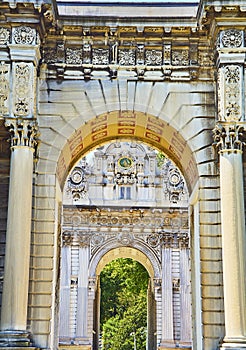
5;118;39;149
162;231;189;248
13;62;34;118
213;122;245;152
0;62;9;116
220;29;244;48
0;28;10;45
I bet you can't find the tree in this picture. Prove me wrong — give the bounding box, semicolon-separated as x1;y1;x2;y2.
100;258;149;350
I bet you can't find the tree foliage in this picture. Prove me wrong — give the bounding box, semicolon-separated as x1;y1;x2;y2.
100;258;149;350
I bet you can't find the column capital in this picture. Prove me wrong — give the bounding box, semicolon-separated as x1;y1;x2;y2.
213;122;246;154
5;118;39;150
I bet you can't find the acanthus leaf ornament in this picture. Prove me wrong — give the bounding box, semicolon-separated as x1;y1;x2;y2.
5;118;39;149
213;122;245;152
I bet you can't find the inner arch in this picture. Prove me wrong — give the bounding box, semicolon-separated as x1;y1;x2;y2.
96;247;155;278
57;110;198;193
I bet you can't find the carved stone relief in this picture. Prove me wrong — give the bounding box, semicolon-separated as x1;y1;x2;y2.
12;26;36;45
0;62;9;116
218;65;243;122
13;63;34;118
220;29;244;48
0;27;10;45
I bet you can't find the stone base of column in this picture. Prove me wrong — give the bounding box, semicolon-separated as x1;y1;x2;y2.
0;331;32;347
59;346;91;350
221;337;246;349
158;340;192;349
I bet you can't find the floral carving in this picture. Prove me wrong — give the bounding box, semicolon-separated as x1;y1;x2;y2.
13;63;33;117
13;26;36;45
118;49;135;65
172;50;189;66
218;65;242;122
66;48;83;65
44;48;57;64
221;29;243;48
145;49;162;66
0;28;10;45
92;48;109;65
0;63;9;116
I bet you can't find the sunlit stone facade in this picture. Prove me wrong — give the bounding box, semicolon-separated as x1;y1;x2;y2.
0;0;246;349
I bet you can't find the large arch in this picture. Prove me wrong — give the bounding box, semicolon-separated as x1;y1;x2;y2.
56;110;199;194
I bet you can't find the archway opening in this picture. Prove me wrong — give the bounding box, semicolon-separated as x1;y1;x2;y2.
99;258;149;350
58;139;192;350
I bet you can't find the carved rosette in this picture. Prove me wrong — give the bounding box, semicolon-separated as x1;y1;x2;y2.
0;62;10;116
12;26;36;45
220;29;244;48
5;119;39;149
13;62;34;118
213;122;245;152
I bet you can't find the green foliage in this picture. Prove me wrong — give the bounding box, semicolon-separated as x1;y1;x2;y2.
100;258;149;350
156;152;166;168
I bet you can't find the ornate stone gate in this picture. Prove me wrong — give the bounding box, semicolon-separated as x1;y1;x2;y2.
1;1;246;350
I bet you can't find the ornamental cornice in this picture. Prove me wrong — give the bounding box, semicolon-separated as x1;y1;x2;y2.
213;122;246;153
40;31;214;80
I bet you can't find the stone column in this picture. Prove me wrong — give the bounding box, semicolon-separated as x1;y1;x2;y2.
0;119;38;347
179;233;192;347
159;232;174;349
214;123;246;349
214;28;246;349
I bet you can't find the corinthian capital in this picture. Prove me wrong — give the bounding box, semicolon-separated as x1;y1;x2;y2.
5;118;39;150
213;122;245;153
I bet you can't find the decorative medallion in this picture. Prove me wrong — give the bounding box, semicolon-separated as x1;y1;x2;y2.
221;29;243;48
118;156;133;169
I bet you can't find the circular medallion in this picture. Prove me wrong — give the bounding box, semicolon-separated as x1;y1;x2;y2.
118;156;133;169
71;168;83;184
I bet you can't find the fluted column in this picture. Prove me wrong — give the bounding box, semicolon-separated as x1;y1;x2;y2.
0;119;38;346
214;28;246;349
